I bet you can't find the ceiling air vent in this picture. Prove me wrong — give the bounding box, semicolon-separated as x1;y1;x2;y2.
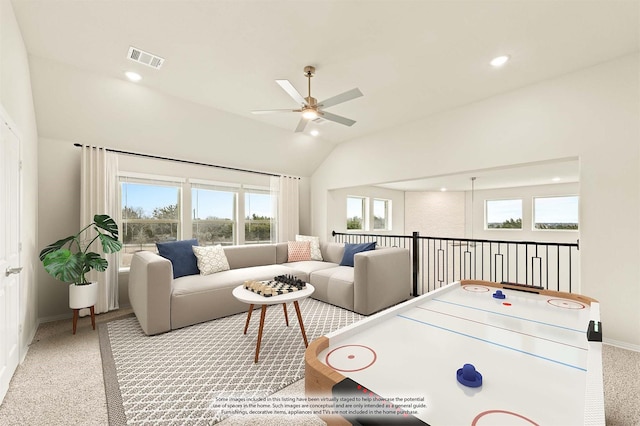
127;46;164;69
312;117;327;124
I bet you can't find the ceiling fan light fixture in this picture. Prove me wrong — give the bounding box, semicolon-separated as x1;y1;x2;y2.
302;108;318;120
252;65;363;132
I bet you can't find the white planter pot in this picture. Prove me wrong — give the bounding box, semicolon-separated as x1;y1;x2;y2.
69;282;98;309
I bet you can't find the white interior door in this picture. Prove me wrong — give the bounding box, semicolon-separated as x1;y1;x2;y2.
0;114;21;403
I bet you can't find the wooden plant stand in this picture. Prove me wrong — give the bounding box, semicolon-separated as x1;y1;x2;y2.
72;305;96;335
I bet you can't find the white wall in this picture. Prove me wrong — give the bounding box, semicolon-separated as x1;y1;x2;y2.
405;191;465;238
311;54;640;349
327;186;404;236
0;0;39;357
37;139;79;319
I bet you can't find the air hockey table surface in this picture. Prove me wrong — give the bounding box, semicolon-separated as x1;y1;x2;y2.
305;280;604;426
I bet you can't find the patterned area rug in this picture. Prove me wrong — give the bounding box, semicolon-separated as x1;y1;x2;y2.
99;299;363;425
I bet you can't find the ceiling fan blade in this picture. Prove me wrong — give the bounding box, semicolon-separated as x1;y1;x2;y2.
320;111;356;127
251;109;299;114
294;117;308;133
276;79;307;106
318;88;363;108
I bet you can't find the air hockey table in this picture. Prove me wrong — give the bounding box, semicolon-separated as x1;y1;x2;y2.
305;280;604;426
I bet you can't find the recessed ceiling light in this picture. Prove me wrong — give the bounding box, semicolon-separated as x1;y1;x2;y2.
310;129;319;137
440;187;447;192
552;177;561;182
490;55;510;67
125;71;142;82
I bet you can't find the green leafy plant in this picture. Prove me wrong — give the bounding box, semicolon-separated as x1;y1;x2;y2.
39;214;123;285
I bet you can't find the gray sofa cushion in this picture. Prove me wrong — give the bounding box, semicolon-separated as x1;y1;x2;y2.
309;266;355;311
275;242;289;264
281;260;339;282
223;244;276;269
320;242;345;264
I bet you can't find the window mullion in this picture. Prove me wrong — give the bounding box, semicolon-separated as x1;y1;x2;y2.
182;181;192;240
237;188;245;244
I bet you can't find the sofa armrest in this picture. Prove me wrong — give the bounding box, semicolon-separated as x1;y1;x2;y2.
129;251;173;335
353;248;411;315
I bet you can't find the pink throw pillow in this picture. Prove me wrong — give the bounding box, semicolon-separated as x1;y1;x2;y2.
287;241;311;262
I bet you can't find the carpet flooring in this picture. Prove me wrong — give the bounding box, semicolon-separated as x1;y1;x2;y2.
99;299;363;425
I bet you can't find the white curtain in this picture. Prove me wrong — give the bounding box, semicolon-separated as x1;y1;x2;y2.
271;176;299;242
80;145;119;314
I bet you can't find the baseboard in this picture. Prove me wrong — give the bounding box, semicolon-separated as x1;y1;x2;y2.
38;312;74;324
19;318;40;364
603;338;640;352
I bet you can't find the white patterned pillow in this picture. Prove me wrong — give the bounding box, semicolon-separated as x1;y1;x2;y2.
192;245;230;276
295;235;323;261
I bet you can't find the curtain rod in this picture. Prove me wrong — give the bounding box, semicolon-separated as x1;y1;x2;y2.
73;143;299;179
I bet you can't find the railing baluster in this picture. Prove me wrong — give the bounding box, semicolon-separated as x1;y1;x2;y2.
412;232;419;297
568;245;572;294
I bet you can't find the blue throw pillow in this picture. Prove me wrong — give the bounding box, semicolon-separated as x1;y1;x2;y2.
339;242;377;267
156;239;199;278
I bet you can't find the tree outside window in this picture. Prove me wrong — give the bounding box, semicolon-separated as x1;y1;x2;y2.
486;199;523;229
347;196;366;230
120;181;181;266
192;187;236;246
373;199;391;230
245;191;274;244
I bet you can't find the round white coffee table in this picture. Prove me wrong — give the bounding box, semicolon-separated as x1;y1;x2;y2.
232;283;315;363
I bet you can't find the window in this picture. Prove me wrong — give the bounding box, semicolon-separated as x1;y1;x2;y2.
486;199;522;229
373;198;391;230
192;185;236;246
347;196;366;230
119;174;278;268
244;189;275;244
120;177;182;267
533;195;579;230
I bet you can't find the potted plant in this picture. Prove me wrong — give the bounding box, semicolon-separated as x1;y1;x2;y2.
39;214;123;309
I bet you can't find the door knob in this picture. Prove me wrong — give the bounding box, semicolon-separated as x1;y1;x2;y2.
5;266;23;277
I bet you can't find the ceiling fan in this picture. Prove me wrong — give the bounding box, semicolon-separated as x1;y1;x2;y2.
252;65;363;133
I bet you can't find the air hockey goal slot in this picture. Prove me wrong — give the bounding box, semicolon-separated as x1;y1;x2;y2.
331;378;429;425
587;320;603;342
500;281;544;294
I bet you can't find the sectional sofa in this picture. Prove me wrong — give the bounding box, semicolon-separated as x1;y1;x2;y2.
128;241;411;335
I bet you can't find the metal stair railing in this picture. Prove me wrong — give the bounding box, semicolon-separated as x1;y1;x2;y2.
332;231;579;296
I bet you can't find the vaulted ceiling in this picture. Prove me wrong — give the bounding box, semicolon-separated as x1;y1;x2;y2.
12;0;639;180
